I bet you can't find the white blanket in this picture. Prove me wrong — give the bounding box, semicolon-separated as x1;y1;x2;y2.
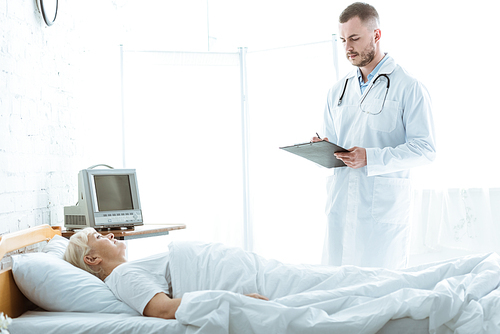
168;241;500;334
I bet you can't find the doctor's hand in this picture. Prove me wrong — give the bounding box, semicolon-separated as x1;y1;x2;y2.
311;136;329;143
335;147;367;169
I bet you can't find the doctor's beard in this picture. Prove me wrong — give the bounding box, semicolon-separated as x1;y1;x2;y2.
347;41;376;68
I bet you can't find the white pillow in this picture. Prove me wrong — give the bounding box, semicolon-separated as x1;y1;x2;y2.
12;250;139;315
41;234;69;258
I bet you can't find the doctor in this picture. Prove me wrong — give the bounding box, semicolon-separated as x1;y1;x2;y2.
313;2;436;269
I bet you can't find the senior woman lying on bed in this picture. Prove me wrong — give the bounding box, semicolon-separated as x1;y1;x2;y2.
63;228;500;333
63;228;268;320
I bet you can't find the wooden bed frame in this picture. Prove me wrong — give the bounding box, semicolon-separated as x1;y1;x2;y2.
0;224;61;318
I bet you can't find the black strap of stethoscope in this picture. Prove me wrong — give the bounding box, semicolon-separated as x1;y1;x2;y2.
337;78;349;106
337;74;390;106
376;73;390;89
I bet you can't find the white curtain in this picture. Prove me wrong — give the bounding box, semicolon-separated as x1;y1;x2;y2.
410;188;500;265
396;0;500;264
121;50;245;256
245;42;335;264
120;45;337;263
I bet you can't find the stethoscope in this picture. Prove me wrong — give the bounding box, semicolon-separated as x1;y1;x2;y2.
337;73;391;115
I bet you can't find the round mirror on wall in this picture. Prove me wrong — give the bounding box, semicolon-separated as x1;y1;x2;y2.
36;0;58;26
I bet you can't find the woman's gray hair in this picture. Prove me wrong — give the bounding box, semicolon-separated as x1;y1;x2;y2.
63;227;103;278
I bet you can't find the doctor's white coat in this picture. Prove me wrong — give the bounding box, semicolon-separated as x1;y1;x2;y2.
322;55;436;269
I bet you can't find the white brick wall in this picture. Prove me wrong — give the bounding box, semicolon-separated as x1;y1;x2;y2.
2;2;73;235
0;0;208;244
0;1;127;238
0;0;129;268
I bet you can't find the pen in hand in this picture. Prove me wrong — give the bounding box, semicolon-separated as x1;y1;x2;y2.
312;133;328;143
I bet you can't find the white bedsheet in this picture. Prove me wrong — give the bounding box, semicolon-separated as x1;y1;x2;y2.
169;241;500;334
10;311;184;334
10;311;428;334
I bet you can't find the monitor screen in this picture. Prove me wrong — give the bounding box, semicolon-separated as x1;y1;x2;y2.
94;175;134;212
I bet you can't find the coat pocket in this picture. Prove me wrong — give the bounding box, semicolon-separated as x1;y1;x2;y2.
366;99;399;132
371;176;411;224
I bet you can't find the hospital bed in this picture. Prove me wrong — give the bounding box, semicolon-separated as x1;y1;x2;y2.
1;224;493;334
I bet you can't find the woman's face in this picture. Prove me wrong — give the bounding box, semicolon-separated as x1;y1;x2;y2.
87;232;126;260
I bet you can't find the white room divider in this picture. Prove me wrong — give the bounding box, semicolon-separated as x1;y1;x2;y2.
120;47;246;249
119;41;338;264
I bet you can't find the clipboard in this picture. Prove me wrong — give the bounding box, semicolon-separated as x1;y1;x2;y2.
279;140;348;168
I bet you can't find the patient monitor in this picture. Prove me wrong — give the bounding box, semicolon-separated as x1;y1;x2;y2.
64;165;143;230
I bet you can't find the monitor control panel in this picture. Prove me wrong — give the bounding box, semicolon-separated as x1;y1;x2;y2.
94;211;143;226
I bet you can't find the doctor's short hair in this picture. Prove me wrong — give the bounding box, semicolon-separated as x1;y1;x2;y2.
339;2;380;30
63;227;102;278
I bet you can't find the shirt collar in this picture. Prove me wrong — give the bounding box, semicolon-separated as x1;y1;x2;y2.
357;53;389;85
